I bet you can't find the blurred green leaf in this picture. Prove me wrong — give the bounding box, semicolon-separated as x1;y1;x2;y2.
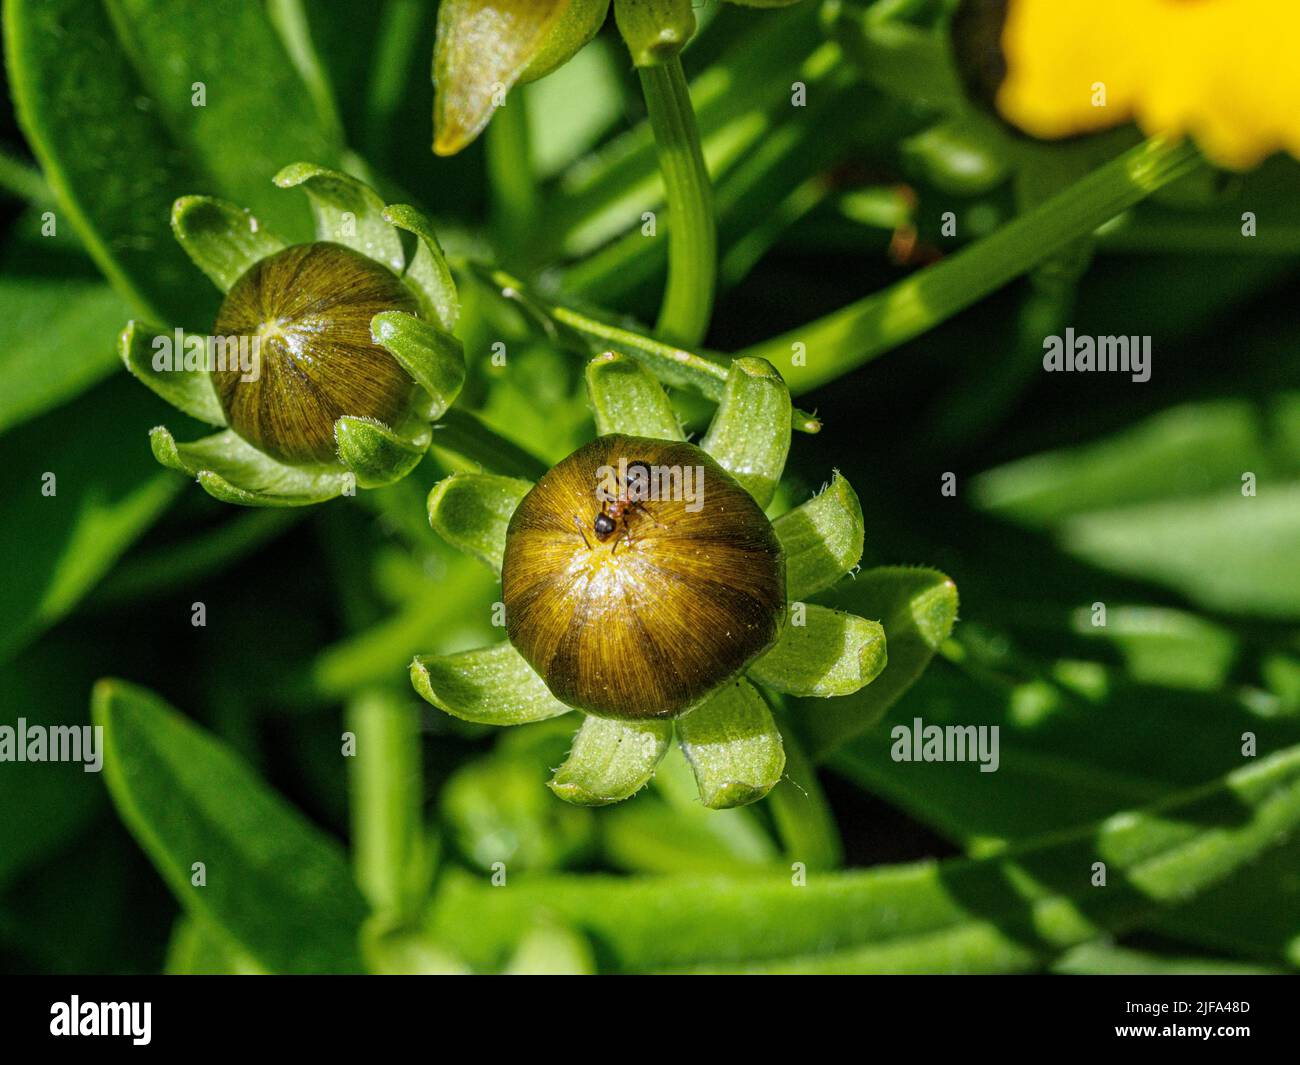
1060;485;1300;619
0;276;129;434
428;741;1300;972
832;656;1300;963
164;915;263;975
6;0;339;325
0;376;183;662
104;0;339;239
93;679;368;973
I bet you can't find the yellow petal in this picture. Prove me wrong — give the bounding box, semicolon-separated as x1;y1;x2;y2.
996;0;1300;170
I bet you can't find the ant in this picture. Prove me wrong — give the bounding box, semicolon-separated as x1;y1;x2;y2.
573;461;664;553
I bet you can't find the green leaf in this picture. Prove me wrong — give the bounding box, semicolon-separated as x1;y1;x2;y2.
118;320;227;427
1050;941;1285;976
410;641;574;725
773;472;865;601
427;743;1300;972
334;417;430;489
1059;486;1300;619
101;0;340;240
0;638;110;889
165;916;264;975
677;679;785;809
550;715;673;806
4;0;213;321
0;275;130;434
170;196;286;293
748;605;886;697
370;311;466;419
585;351;684;439
274;162;404;273
93;679;368;973
974;398;1300;525
149;426;350;507
802;567;959;758
700;356;791;507
426;472;533;571
382;204;460;332
830;646;1300;964
0;376;182;662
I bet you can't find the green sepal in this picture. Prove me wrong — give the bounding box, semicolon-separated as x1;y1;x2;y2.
748;604;886;697
677;679;785;809
614;0;697;67
335;417;431;490
549;715;673;806
585;351;684;440
119;320;226;427
382;204;460;332
410;642;573;725
149;426;350;507
273;162;405;274
170;195;286;292
700;356;791;508
804;566;959;758
774;471;865;600
433;0;610;155
371;311;465;419
426;472;533;572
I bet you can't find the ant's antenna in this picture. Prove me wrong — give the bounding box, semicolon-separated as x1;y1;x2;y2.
572;514;593;550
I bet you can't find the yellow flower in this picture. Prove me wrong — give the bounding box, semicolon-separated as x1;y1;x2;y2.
992;0;1300;169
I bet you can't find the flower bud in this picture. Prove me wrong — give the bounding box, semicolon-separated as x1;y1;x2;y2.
212;241;420;467
502;434;786;719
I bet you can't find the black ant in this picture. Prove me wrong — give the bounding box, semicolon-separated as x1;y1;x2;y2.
573;461;664;553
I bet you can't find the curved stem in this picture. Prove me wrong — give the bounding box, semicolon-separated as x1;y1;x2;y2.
743;135;1203;395
639;55;716;347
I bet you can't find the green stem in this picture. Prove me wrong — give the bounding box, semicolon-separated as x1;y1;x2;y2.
466;261;821;434
743;135;1204;395
639;56;716;347
431;408;549;481
767;717;844;870
346;691;430;921
485;84;538;260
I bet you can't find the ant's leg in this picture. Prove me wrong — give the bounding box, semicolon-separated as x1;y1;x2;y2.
572;515;593;550
630;501;667;530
